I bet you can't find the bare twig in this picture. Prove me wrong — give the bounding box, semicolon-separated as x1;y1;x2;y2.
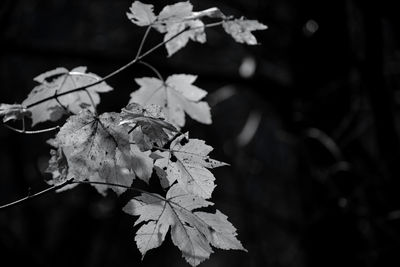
139;61;164;81
3;123;60;134
24;21;224;110
0;178;73;210
135;25;152;60
82;89;98;116
71;180;165;201
68;71;99;115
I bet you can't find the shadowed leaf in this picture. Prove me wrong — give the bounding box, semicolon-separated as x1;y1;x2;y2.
52;110;152;195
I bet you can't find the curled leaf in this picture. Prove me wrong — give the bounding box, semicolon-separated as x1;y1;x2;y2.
0;103;31;122
153;2;205;56
156;1;193;31
222;18;267;45
46;147;69;185
45;142;78;192
188;7;226;20
126;1;157;26
164;19;206;57
120;103;177;150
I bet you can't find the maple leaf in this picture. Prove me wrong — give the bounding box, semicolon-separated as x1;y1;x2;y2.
0;103;31;122
126;1;192;31
22;66;113;126
120;103;177;151
155;1;193;30
129;74;211;127
126;1;157;26
163;19;206;57
123;184;246;266
127;2;208;56
222;18;267;45
154;133;227;199
127;2;268;55
155;2;206;56
195;210;247;252
53;109;153;195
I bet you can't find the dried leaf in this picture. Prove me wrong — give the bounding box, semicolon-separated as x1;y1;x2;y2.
53;110;153;195
120;103;177;150
45;143;78;192
222;18;267;45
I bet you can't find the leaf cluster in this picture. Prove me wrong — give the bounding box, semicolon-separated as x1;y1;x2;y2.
0;1;267;266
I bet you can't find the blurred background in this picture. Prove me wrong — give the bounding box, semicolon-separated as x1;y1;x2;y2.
1;0;400;266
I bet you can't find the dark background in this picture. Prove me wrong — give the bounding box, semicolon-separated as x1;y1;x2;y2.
1;0;400;266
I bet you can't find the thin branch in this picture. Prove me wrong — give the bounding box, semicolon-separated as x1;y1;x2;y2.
22;32;168;110
201;21;224;28
135;25;152;60
68;71;99;80
24;21;224;111
53;74;69;112
54;96;69;112
68;71;98;115
71;180;141;192
24;64;129;110
139;61;164;81
150;143;217;160
22;117;25;132
3;123;60;134
128;124;139;134
136;22;223;60
71;180;165;201
164;131;185;148
304;127;344;162
0;178;74;210
74;181;211;230
84;89;98;115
